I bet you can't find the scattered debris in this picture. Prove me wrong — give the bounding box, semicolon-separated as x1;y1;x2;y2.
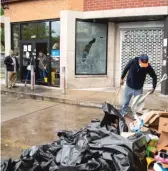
1;103;168;171
129;110;168;171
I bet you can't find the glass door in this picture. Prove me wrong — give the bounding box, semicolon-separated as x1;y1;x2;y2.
35;40;50;86
20;39;60;87
20;40;51;86
20;41;34;83
51;21;60;87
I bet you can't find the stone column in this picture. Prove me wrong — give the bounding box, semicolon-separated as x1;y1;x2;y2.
2;16;11;87
161;16;168;95
60;10;83;90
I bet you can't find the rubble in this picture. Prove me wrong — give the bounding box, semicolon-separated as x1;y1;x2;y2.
1;103;168;171
129;110;168;171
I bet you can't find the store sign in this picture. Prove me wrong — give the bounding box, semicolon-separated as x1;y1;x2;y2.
51;49;60;57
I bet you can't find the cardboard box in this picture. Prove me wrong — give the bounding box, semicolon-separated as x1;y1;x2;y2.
142;111;168;129
158;117;168;133
157;132;168;151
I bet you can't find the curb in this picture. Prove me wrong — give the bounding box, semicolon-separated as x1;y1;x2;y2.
1;90;104;109
2;90;167;112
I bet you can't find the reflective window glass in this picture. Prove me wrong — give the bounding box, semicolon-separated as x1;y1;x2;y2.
75;21;107;75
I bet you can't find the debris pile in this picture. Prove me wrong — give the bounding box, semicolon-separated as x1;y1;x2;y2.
1;103;168;171
129;110;168;171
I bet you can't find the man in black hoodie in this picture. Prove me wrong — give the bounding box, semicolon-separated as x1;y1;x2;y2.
120;54;157;116
4;50;19;88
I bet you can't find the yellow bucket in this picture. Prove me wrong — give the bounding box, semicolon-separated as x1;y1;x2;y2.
44;77;48;83
146;157;155;169
44;72;55;84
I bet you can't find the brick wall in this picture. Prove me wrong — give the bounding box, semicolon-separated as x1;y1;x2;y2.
84;0;168;11
68;0;84;11
5;0;83;22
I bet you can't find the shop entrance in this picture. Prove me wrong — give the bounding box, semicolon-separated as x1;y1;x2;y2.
20;40;60;87
35;42;48;85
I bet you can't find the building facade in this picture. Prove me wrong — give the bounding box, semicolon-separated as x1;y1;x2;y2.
2;0;168;92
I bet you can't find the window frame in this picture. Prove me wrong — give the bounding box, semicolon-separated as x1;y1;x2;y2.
11;23;21;52
75;19;108;75
11;18;60;48
10;18;60;87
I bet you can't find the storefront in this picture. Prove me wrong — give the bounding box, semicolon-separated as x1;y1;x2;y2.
7;15;167;90
2;0;167;92
11;19;60;87
59;11;166;89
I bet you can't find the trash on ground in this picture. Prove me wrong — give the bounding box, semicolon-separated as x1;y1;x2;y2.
153;162;168;171
141;111;168;131
1;103;168;171
120;132;135;138
129;117;144;132
157;132;168;151
158;117;168;133
136;110;168;171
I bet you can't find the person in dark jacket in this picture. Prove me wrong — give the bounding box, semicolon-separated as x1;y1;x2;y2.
4;50;19;88
120;54;157;116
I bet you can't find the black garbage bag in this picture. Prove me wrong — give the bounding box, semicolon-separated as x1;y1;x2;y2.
101;102;128;134
77;158;110;171
128;133;147;171
57;167;80;171
1;103;146;171
1;159;14;171
57;130;84;145
88;131;134;171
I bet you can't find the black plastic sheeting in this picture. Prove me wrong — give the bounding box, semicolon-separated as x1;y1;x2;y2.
1;103;147;171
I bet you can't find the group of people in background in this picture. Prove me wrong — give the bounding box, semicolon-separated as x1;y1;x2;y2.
4;50;47;89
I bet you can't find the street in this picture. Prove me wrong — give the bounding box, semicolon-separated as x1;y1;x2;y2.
1;0;168;170
1;94;104;160
1;94;133;160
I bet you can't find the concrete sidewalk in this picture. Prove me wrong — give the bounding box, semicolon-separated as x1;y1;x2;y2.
1;83;168;111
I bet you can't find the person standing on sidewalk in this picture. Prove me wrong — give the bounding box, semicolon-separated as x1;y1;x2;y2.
120;54;157;116
37;51;47;81
4;50;19;88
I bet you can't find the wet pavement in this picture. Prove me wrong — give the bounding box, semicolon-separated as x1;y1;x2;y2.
1;94;102;160
1;94;134;160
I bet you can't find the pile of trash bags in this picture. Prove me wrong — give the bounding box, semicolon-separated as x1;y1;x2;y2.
1;103;147;171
